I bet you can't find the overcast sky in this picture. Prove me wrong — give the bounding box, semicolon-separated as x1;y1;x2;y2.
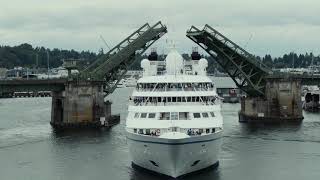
1;0;320;57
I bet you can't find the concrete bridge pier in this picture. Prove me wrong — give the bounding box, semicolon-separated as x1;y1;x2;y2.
239;78;304;123
51;80;120;128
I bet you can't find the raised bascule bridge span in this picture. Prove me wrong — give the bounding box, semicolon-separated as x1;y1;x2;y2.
187;24;320;123
0;21;167;128
1;22;319;125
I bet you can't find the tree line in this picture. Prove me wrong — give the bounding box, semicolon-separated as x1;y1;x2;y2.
258;53;320;69
0;43;96;69
1;43;319;72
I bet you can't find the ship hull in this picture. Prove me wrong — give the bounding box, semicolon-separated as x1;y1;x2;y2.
126;132;222;178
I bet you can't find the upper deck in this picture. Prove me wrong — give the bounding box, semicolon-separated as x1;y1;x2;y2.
125;48;223;137
137;74;212;84
134;75;216;94
130;48;221;106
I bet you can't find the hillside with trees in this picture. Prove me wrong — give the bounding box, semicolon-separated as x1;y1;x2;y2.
0;43;97;69
1;43;319;73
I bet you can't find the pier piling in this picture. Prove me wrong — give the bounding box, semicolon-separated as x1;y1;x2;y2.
51;80;119;128
239;78;303;123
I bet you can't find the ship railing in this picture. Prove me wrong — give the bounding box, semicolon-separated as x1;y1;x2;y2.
129;100;216;106
158;117;192;120
128;127;221;137
135;87;215;92
144;71;211;76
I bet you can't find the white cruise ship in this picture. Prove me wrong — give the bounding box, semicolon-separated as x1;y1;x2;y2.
125;48;223;178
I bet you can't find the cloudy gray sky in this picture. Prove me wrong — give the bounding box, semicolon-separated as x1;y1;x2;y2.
1;0;320;57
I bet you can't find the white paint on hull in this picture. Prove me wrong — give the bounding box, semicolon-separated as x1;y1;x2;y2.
127;132;222;178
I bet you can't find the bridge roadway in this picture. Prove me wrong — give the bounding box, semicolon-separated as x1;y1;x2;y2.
0;73;319;95
0;79;67;93
267;74;320;86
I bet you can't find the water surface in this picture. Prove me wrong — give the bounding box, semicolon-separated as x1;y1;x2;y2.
0;85;319;180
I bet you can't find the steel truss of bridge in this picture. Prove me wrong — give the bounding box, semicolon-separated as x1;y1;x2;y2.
186;24;320;97
1;22;320;98
187;24;272;97
81;21;167;96
0;21;167;97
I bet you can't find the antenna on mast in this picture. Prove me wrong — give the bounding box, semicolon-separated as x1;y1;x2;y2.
311;51;314;66
244;33;254;50
311;51;314;75
292;51;295;69
99;35;111;51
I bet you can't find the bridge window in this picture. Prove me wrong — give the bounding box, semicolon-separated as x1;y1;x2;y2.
202;113;209;118
160;112;170;120
212;128;215;133
139;129;144;134
179;112;188;120
171;112;178;120
148;113;156;118
206;129;210;134
193;113;201;118
134;129;137;133
210;112;215;117
134;113;140;118
146;129;151;135
140;113;147;118
172;127;178;132
172;97;176;102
